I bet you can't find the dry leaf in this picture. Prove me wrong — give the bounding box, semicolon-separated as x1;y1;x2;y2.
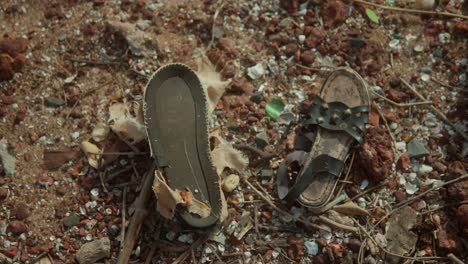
43;148;80;170
334;201;370;216
152;171;182;219
80;141;101;169
187;196;211;218
108;103;146;143
152;171;212;219
91;123;110;142
196;56;229;115
211;143;248;175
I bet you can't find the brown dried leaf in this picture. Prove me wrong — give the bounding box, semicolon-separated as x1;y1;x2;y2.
43;148;80;170
196;56;229;115
334;201;370;216
152;172;182;219
108;103;146;143
80;141;101;169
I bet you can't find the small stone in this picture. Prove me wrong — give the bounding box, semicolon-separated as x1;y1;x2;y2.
395;190;406;203
255;131;269;149
75;237;110;264
437;229;462;253
44;96;65;107
250;93;263;104
178;234;194;244
0;188;8;200
259;169;274;178
347;239;362;253
63;214;80;229
433;162;447;173
222;174;240;192
397;153;410;170
304;241;319;255
419;164;433;175
407;139;430;158
70;131;80;140
348;37;366;49
247;63;265;80
395;141;406;152
300;51;315;65
0;139;16;176
8;220;27;235
12;203;30;220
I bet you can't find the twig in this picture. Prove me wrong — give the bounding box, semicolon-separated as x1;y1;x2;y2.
69;57;124;66
373;103;397;153
106;165;133;182
350;182;386;202
431;77;462;91
295;63;335;72
421;200;468;215
242;177;330;232
87;151;149;156
65;100;79;119
354;0;468;19
99;170;109;193
120;186;128;252
172;236;207;264
29;252;47;264
353;219;447;261
144;243;158;264
371;91;432;107
447;253;464;264
318;215;359;233
253;202;259;235
393;174;468;211
117;162;157;264
335;153;355;199
400;78;468;141
233;144;276;160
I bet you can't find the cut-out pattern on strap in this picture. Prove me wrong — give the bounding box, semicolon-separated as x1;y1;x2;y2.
302;96;369;144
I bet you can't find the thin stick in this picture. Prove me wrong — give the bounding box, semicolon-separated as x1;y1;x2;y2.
393;174;468;211
120;186;128;251
295;63;334;72
318;215;359;233
87;151;149;156
353;219;446;261
431;77;462;91
371;91;432;107
208;2;228;49
421;200;468;215
144;243;158;264
117;162;157;264
335;153;355;198
243;177;330;232
400;78;468;141
354;0;468;19
233;144;276;160
350;182;386;202
447;253;464;264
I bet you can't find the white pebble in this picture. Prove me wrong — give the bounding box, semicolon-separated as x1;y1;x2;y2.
395;141;406;151
304;241;319;255
247;63;265;80
298;35;306;43
419;164;433;175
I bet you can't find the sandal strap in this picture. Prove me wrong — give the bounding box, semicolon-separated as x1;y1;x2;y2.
302;96;369;144
277;154;344;202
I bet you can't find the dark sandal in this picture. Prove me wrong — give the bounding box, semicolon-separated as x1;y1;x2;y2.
277;67;370;209
144;63;222;227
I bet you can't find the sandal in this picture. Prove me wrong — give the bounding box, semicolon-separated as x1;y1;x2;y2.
144;63;223;227
277;67;370;209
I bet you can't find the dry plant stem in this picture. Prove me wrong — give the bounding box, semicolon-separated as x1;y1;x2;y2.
421;200;468;215
371;91;432;107
117;162;157;264
318;215;359;233
400;78;468;141
431;77;462;91
208;2;228;49
233;144;276;160
172;236;207;264
243;178;330;232
393;174;468;210
334;153;355;199
120;186;127;251
144;243;158;264
350;182;386;202
373;103;397;152
447;253;464;264
354;0;468;19
89;151;149;156
353;219;446;261
295;63;334;71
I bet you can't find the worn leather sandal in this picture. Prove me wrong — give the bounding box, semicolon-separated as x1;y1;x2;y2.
277;67;370;209
144;63;223;228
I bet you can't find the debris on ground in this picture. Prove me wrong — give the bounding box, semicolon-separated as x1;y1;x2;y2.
75;237;111;264
0;0;467;263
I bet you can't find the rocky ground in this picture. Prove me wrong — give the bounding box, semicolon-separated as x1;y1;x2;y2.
0;0;467;263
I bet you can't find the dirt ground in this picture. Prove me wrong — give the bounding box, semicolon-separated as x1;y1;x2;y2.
0;0;467;263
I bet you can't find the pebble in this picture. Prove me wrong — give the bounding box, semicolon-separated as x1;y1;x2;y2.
90;188;99;200
298;35;306;43
390;122;398;130
44;96;65;107
0;139;16;176
395;141;407;152
247;63;265;80
407;139;430;158
255;131;269;148
70;131;80;141
419;164;433;175
178;234;194;244
63;214;80;229
222;174;240;192
7;220;27;235
304;240;319;255
360;179;369;190
405;182;419;195
75;237;110;264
